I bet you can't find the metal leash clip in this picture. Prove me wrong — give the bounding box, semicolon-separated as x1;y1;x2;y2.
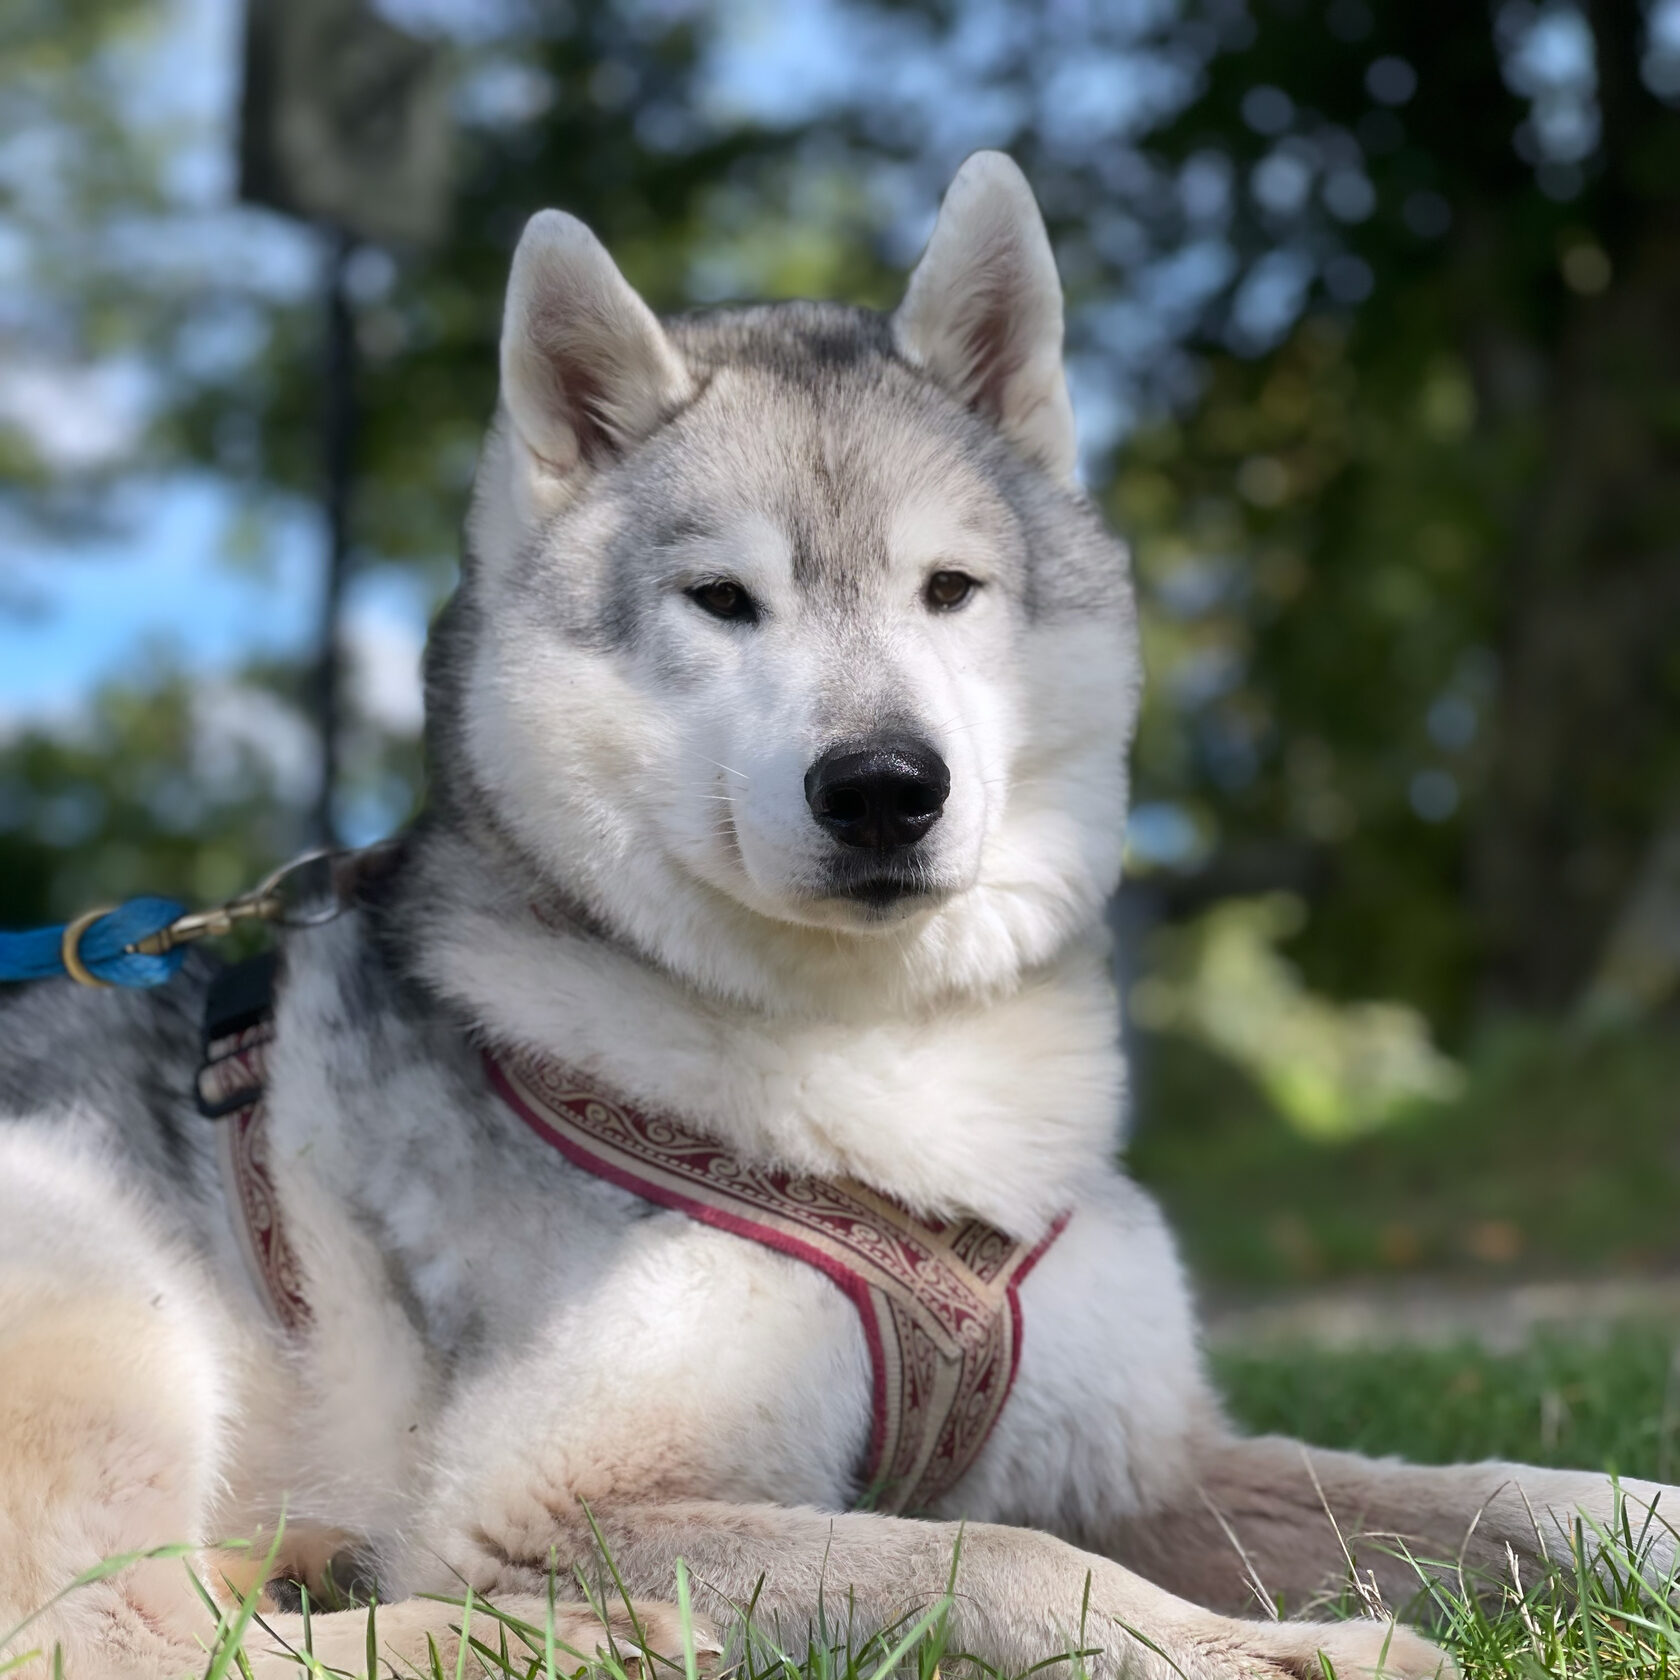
122;850;355;959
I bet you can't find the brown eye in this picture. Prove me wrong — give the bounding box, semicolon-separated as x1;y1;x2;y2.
925;570;978;611
688;580;758;623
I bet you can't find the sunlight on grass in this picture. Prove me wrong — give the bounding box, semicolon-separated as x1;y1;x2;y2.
1130;894;1463;1140
1132;1020;1680;1284
1217;1329;1680;1479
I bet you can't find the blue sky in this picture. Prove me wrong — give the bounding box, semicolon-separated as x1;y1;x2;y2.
1;478;317;720
0;471;431;744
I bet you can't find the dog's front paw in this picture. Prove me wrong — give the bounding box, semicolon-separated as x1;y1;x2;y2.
1238;1617;1454;1680
490;1594;722;1674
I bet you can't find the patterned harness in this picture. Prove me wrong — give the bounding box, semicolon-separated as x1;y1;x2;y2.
196;956;1063;1515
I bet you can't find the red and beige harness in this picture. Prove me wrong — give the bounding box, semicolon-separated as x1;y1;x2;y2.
195;957;1063;1515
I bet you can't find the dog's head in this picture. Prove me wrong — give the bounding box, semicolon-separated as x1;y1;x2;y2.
438;153;1139;1008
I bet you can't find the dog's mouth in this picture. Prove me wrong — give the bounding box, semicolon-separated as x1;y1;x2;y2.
843;875;929;908
811;854;949;913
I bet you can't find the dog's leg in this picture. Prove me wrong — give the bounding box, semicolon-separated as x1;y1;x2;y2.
1106;1429;1665;1616
0;1116;255;1680
431;1496;1451;1680
0;1137;700;1680
236;1595;718;1678
0;1262;234;1678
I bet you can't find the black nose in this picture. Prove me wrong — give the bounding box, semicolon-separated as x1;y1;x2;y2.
804;738;950;850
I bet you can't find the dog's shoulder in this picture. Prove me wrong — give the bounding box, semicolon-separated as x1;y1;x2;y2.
0;954;218;1202
0;955;211;1120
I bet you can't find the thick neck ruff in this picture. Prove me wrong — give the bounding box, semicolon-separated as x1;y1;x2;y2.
415;888;1125;1239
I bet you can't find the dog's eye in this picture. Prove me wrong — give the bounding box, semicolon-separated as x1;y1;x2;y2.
925;570;978;611
687;580;758;624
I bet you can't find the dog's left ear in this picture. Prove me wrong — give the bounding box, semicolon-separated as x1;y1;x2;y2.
893;153;1077;483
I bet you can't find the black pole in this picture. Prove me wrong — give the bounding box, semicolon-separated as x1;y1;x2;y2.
310;226;357;848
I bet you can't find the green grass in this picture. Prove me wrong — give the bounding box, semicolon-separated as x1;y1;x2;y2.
1216;1327;1680;1480
1129;1020;1680;1286
13;1328;1680;1679
1212;1326;1680;1680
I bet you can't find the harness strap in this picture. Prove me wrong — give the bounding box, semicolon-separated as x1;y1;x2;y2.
197;954;313;1334
195;959;1064;1513
488;1047;1064;1515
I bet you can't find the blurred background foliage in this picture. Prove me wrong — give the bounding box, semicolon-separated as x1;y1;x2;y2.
3;0;1678;1293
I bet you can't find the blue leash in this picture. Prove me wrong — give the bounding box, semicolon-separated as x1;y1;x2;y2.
0;850;363;990
0;898;189;988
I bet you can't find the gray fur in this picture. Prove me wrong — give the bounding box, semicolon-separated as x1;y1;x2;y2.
0;961;221;1225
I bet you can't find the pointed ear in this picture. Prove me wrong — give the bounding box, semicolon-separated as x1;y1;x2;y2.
893;153;1077;483
499;210;693;485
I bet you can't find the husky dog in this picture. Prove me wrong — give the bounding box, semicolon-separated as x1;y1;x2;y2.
0;153;1665;1680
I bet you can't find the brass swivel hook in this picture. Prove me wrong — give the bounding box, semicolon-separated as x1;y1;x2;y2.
124;850;356;958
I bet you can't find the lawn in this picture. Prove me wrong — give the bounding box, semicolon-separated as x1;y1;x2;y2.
1216;1328;1680;1480
1118;1008;1680;1680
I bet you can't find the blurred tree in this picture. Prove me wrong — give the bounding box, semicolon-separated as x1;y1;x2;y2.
838;0;1680;1031
0;0;175;524
0;660;302;927
0;0;313;921
1118;0;1680;1026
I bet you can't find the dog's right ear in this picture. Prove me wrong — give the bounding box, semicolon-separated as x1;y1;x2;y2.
893;153;1076;483
499;210;693;493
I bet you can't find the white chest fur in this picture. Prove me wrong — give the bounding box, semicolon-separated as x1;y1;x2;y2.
234;915;1208;1581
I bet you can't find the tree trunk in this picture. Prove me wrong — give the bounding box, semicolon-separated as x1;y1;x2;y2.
1468;213;1680;1012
